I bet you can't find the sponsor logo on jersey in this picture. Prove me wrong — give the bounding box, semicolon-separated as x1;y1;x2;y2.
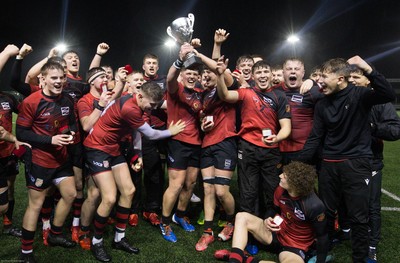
61;107;70;116
294;207;305;220
93;161;103;167
1;102;10;110
291;95;303;103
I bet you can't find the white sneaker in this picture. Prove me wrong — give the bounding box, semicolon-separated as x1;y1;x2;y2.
190;193;201;203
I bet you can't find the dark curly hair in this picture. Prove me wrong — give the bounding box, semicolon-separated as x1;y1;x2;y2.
283;161;317;197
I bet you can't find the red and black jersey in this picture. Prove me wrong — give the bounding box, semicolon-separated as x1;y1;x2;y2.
273;84;323;152
16;90;77;168
274;186;326;252
167;83;203;145
84;94;145;156
0;92;18;157
237;87;290;148
201;87;236;148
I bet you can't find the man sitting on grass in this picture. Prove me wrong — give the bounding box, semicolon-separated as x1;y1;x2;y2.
214;161;329;263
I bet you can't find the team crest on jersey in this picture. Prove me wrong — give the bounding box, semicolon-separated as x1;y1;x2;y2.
68;92;77;99
285;105;290;113
294;207;305;220
1;102;10;110
103;160;109;168
193;102;199;110
286;212;291;220
35;178;44;187
291;95;303;103
61;107;70;116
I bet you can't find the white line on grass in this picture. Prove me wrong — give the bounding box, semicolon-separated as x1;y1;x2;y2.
382;188;400;202
382;207;400;211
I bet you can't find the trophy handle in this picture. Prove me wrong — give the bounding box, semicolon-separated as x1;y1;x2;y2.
166;26;177;42
188;13;195;28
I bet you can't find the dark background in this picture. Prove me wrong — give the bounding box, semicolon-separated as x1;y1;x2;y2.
1;0;400;85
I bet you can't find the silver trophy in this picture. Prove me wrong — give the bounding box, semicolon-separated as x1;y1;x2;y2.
167;13;203;69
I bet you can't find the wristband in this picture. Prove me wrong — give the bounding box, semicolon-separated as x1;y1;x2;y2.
173;59;184;69
93;100;105;111
96;53;103;57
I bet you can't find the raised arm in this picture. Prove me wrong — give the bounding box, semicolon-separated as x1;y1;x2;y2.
0;44;19;72
211;28;230;60
89;42;110;70
25;46;54;85
216;56;239;103
167;43;193;94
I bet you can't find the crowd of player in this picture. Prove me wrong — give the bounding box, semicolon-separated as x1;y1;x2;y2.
0;28;399;263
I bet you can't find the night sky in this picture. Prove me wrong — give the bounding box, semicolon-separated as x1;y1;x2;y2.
1;0;400;86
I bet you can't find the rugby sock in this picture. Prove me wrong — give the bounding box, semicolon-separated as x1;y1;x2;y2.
4;199;15;225
226;213;235;224
21;228;35;254
161;215;172;225
40;195;53;228
114;205;130;242
50;223;62;235
229;247;245;263
175;209;185;218
204;221;213;235
72;197;84;226
93;212;108;241
245;256;260;263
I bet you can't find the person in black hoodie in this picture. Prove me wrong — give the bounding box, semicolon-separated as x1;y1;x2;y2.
297;56;395;263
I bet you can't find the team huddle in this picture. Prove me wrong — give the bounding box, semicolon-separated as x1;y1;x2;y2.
0;28;399;263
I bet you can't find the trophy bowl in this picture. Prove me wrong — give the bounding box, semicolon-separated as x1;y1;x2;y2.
167;13;203;69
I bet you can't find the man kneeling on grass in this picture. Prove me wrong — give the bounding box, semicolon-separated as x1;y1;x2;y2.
214;162;329;263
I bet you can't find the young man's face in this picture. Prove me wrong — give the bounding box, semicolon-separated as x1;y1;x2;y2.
126;73;145;94
180;69;199;89
283;60;305;88
319;71;343;95
137;93;159;112
92;74;108;90
63;52;80;75
271;69;284;85
42;68;65;96
237;59;254;81
142;58;159;77
348;72;370;87
279;173;289;190
252;66;272;90
102;66;114;81
310;70;322;82
201;69;217;89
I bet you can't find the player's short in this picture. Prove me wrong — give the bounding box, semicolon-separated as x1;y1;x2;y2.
84;147;126;176
68;142;83;168
25;162;74;191
0;156;19;177
0;163;7;188
167;139;201;169
200;137;237;170
267;232;311;262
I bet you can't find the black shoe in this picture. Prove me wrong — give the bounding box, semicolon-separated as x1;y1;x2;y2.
91;241;112;262
47;232;76;248
112;237;140;254
3;226;22;237
19;252;36;263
